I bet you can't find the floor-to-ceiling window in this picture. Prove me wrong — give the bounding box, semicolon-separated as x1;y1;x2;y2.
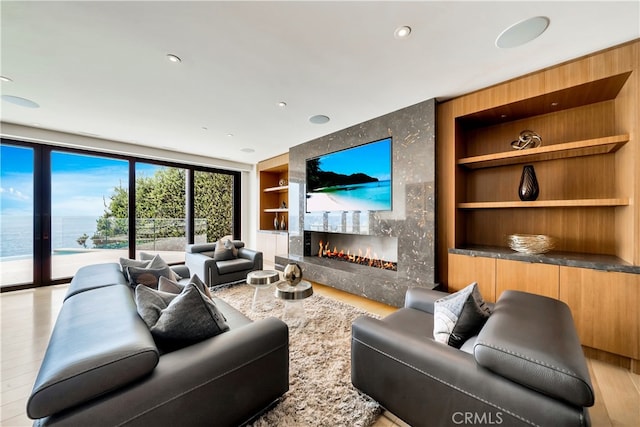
194;169;235;243
0;144;34;287
0;139;240;291
135;163;186;264
51;151;129;281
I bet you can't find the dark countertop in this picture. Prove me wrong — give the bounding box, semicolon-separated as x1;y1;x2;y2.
449;246;640;275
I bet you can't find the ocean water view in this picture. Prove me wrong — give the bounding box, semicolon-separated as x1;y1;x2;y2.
307;180;392;212
1;215;99;259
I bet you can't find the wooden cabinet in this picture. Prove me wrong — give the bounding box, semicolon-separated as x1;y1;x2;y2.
495;259;559;300
559;267;640;362
448;253;496;302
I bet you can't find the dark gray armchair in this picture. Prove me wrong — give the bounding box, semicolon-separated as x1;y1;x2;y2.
351;288;594;427
185;241;263;287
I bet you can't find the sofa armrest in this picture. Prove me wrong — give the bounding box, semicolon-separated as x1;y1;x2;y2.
36;318;289;427
184;252;217;285
170;265;190;280
404;287;448;314
238;247;263;271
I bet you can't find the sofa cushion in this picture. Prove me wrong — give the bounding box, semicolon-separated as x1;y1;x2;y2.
126;265;174;289
119;257;150;281
27;285;159;419
433;282;491;348
65;262;129;300
216;258;254;275
135;283;229;349
474;290;594;408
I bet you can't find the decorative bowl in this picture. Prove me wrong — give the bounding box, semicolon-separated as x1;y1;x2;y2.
508;234;555;254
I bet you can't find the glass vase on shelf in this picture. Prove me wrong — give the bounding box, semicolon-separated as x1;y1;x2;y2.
274;213;279;230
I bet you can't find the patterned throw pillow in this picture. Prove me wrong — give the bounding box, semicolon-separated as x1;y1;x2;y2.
135;283;229;348
433;282;492;348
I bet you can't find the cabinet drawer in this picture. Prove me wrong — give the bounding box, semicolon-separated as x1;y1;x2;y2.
496;259;559;300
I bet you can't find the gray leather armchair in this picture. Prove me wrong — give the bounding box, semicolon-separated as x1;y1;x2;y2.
185;241;263;287
351;288;594;427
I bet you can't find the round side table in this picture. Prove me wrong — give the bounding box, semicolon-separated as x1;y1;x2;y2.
246;270;280;312
274;280;313;327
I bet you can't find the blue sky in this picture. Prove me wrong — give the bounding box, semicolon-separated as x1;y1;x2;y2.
316;137;391;181
1;145;160;217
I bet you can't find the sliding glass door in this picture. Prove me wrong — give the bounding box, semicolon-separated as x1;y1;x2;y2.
0;144;34;288
50;151;129;280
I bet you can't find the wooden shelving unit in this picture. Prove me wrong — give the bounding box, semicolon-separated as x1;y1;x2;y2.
437;41;639;371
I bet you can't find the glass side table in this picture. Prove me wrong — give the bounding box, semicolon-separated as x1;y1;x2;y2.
246;270;280;312
274;280;313;327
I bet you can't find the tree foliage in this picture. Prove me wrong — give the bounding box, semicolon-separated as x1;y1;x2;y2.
91;167;234;247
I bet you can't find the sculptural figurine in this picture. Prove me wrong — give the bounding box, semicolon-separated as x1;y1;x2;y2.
283;263;302;286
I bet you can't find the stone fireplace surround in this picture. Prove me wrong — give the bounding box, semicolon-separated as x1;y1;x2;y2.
276;98;437;307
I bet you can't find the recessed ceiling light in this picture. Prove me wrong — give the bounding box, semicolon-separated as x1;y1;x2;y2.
241;148;255;153
227;133;234;137
309;114;330;124
0;76;13;82
166;53;182;63
496;16;550;48
1;95;39;108
277;101;287;108
394;26;412;39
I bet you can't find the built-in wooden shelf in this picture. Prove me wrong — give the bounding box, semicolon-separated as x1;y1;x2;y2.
457;134;629;169
264;208;289;213
263;185;289;193
458;198;629;209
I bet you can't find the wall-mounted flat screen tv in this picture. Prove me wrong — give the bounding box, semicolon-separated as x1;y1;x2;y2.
306;137;392;212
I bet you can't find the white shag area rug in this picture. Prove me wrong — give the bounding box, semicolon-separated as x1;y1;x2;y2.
211;284;382;427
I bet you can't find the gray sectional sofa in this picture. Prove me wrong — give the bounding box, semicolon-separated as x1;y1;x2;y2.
352;287;594;427
27;262;289;426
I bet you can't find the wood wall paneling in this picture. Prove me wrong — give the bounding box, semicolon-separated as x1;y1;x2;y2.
447;253;496;302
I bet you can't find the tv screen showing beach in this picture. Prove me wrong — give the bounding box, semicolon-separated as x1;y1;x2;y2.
306;138;392;212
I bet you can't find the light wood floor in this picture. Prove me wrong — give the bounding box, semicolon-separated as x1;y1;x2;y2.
2;283;639;426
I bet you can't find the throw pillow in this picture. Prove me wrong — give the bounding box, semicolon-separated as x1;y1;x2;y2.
119;258;150;281
158;274;213;299
135;283;229;346
213;239;235;261
126;266;174;289
224;239;239;257
144;254;182;281
433;282;492;348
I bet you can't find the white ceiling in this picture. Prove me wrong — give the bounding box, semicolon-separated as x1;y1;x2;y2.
1;1;639;166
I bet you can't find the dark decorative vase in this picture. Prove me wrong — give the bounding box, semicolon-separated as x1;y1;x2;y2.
518;165;539;201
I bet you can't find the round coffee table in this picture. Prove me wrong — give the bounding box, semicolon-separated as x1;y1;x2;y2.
275;280;313;327
246;270;280;312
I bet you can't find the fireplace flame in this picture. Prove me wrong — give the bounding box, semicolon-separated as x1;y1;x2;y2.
317;240;397;271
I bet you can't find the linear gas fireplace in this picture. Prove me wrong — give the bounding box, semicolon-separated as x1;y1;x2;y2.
305;231;398;271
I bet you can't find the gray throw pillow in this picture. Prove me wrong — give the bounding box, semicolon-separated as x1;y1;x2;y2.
158;274;212;299
145;254;182;281
119;258;150;281
135;283;229;345
213;239;235;261
224;239;239;257
433;282;492;348
127;266;174;289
